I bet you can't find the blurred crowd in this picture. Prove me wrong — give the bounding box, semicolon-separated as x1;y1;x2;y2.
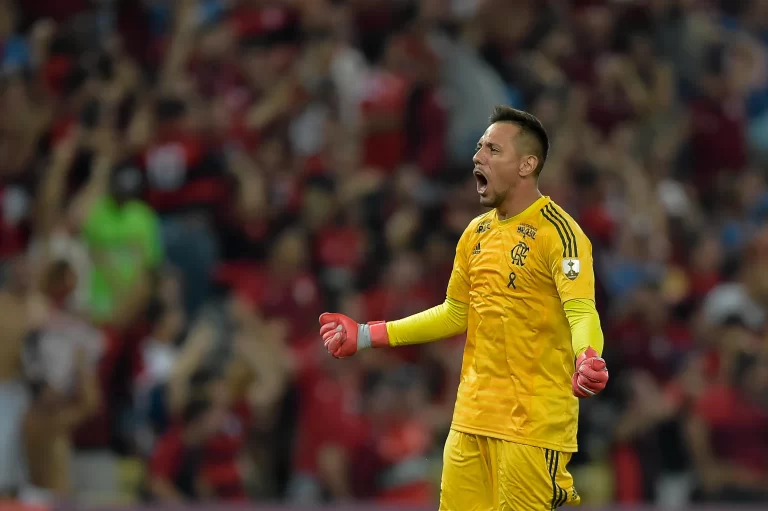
1;0;768;508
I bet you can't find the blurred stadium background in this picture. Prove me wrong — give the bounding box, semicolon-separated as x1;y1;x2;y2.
1;0;768;509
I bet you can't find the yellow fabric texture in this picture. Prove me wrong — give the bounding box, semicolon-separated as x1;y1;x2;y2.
386;297;468;347
439;429;580;511
379;196;604;452
445;196;595;452
563;298;604;358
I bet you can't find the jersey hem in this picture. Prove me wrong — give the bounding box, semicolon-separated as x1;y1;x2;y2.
450;422;578;453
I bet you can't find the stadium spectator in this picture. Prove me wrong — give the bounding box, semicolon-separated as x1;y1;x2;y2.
148;398;223;502
22;258;101;500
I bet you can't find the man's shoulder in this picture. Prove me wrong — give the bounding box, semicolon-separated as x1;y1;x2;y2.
538;200;586;234
452;212;494;254
537;200;590;255
464;211;494;236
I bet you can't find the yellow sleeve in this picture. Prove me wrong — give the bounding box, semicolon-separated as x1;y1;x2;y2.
386;297;469;347
563;298;604;357
384;220;474;346
544;214;595;304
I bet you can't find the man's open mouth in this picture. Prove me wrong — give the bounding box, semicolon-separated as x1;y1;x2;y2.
474;169;488;194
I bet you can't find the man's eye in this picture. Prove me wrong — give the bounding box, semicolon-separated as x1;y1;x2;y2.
491;148;499;154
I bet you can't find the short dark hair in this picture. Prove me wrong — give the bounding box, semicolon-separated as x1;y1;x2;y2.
489;106;549;175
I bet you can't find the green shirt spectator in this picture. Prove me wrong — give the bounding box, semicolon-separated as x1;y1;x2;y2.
81;175;163;322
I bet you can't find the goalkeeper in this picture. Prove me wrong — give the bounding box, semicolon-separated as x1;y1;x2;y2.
319;106;608;511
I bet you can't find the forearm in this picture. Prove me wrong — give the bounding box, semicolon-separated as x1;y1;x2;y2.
563;298;604;357
385;297;468;347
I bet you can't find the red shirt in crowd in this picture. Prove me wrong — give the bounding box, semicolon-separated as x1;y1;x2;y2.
689;96;747;192
292;343;367;477
609;317;693;383
73;327;125;449
150;405;249;501
141;134;228;215
588;86;635;137
228;4;300;39
405;87;448;176
0;185;29;258
150;426;206;498
360;71;410;172
314;224;366;276
215;263;321;339
373;419;434;505
579;202;616;247
201;402;250;501
693;384;768;476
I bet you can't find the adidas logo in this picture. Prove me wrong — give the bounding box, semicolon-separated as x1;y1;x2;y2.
472;243;481;254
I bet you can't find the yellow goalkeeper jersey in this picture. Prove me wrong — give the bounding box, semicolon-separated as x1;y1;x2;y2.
447;196;595;452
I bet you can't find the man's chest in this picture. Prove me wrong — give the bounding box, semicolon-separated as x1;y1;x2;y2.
467;222;550;294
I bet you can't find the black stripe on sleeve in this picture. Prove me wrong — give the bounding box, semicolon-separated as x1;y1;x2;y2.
541;207;569;258
544;204;574;258
549;206;579;258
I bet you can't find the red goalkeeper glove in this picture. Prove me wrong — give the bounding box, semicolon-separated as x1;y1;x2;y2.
572;347;608;398
318;313;389;358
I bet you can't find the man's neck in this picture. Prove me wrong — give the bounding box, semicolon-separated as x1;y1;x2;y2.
496;186;543;221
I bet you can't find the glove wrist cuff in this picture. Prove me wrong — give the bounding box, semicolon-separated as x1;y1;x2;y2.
368;321;389;348
356;321;388;350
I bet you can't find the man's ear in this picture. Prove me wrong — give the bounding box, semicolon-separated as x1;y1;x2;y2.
519;155;539;177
